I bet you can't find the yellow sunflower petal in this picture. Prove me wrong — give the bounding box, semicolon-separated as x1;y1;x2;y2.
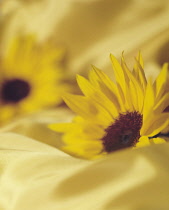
136;136;151;148
110;54;127;95
136;136;166;148
62;140;103;159
137;51;144;69
155;63;168;101
89;67;121;110
121;55;144;112
76;75;119;118
63;93;112;126
154;92;169;114
89;66;116;90
49;123;76;133
142;79;155;121
49;52;169;159
141;113;169;137
150;137;166;145
133;55;147;90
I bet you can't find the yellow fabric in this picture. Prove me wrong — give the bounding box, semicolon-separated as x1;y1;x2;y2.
0;0;169;209
1;0;169;75
0;132;169;210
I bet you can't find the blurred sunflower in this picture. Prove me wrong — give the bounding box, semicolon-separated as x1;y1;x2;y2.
0;35;70;125
49;53;169;159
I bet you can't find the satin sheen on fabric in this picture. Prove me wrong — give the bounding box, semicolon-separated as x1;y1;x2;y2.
1;0;169;75
0;133;169;210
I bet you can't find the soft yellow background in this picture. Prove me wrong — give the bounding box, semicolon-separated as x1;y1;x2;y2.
0;0;169;209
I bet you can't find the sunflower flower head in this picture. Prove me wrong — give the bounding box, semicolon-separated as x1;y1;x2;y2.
0;35;70;125
49;52;169;159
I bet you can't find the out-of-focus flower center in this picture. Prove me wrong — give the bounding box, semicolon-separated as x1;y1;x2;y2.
102;111;143;152
1;79;31;103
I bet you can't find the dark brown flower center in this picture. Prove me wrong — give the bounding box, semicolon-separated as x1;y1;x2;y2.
102;111;143;153
1;79;31;103
164;106;169;112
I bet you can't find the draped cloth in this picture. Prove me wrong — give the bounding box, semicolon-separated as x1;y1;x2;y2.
0;132;169;210
0;0;169;209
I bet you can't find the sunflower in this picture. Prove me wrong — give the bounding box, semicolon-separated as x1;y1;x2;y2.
0;35;70;125
49;53;169;159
